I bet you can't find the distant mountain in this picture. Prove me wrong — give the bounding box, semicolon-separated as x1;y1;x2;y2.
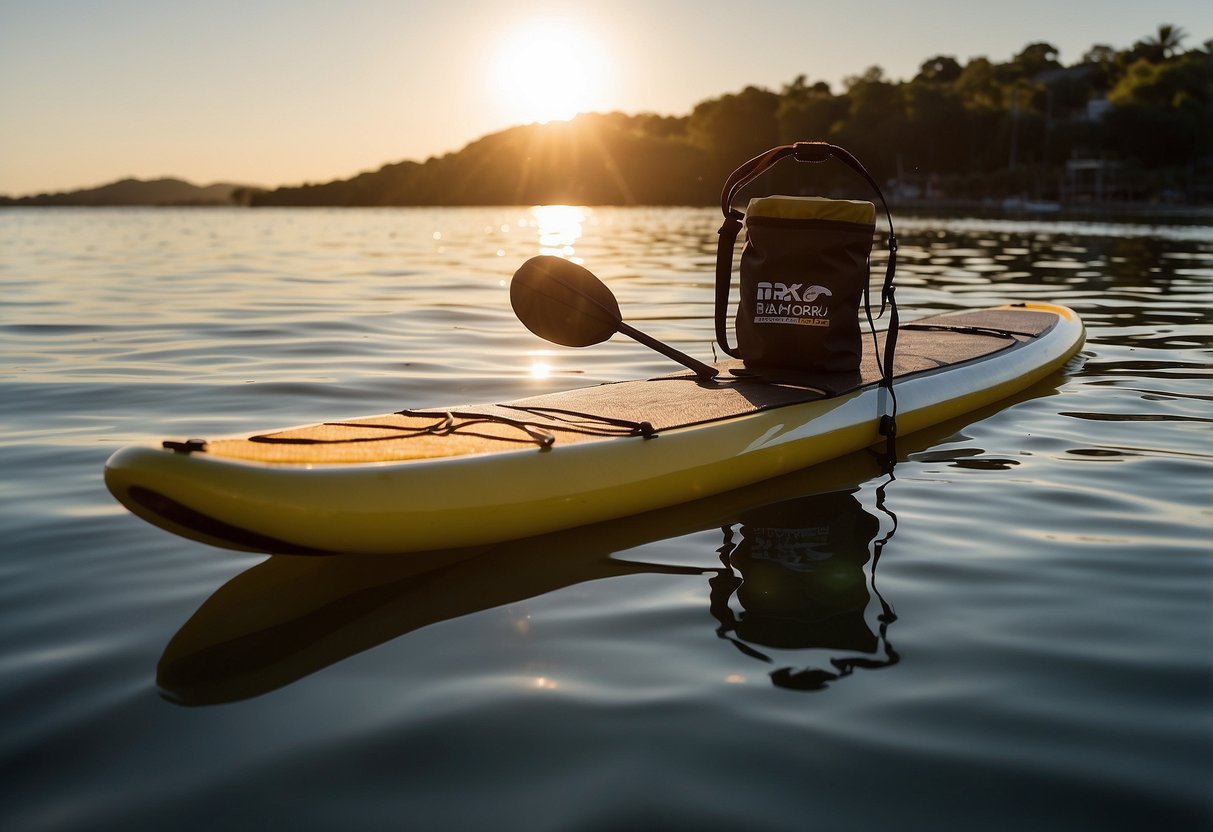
0;177;251;206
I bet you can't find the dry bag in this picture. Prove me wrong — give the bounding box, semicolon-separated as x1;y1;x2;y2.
714;142;898;378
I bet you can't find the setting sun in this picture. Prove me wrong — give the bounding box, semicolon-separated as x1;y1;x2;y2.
491;17;610;125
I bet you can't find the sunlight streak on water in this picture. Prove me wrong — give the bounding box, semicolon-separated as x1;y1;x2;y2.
532;204;587;257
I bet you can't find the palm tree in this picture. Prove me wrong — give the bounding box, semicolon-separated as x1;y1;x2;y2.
1147;24;1188;59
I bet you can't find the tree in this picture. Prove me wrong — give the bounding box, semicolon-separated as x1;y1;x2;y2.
1104;50;1213;166
915;55;962;84
1083;45;1117;65
1109;50;1210;109
956;57;1002;110
902;83;968;170
843;65;887;91
1012;42;1061;78
834;67;905;174
688;86;781;176
777;76;845;143
1080;44;1119;91
1147;24;1188;59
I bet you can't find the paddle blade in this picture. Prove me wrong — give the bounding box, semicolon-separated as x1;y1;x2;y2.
511;256;622;348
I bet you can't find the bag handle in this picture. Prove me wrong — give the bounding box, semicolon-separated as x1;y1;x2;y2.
714;141;898;356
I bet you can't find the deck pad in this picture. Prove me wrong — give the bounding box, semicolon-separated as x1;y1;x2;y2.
202;309;1054;465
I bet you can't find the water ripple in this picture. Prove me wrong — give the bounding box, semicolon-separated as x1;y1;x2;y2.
1;207;1209;831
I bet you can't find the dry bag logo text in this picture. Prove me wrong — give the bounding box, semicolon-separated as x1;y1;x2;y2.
754;282;832;327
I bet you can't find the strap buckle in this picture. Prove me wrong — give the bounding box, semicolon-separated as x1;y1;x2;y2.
793;142;831;163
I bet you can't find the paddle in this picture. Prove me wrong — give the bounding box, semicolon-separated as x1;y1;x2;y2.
511;255;719;380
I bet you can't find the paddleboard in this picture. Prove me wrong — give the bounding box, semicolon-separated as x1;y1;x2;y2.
105;303;1084;555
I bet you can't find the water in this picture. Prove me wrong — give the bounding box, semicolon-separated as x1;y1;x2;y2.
1;206;1210;831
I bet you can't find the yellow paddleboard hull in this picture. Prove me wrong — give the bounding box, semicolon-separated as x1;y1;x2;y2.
105;304;1084;555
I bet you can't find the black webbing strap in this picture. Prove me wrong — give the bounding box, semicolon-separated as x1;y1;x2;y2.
714;141;900;441
247;406;656;452
713;219;744;358
714;145;801;357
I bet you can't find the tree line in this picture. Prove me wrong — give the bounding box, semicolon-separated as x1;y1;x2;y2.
245;25;1211;207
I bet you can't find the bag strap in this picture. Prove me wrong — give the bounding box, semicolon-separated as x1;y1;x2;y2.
714;141;900;439
714;146;803;357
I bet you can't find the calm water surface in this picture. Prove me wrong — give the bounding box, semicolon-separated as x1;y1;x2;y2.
1;207;1210;831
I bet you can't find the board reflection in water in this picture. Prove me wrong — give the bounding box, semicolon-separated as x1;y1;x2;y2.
711;487;898;691
156;467;903;705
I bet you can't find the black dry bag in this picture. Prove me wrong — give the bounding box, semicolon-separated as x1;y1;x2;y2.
714;142;898;377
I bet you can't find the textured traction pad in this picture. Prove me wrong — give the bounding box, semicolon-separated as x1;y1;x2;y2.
202;309;1056;464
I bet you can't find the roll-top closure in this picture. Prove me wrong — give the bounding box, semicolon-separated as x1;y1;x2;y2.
745;196;876;226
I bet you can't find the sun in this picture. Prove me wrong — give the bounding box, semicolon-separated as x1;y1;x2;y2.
491;17;609;125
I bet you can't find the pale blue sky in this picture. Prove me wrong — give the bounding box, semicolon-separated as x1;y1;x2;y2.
1;0;1209;195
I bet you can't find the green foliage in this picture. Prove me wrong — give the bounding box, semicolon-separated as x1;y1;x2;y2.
688;86;782;183
915;56;963;84
1011;43;1061;78
248;26;1212;207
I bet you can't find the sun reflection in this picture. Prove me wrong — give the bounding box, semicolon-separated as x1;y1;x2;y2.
531;204;585;256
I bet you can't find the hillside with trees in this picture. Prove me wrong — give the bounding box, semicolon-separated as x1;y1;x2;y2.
0;178;247;206
5;26;1207;209
248;26;1211;208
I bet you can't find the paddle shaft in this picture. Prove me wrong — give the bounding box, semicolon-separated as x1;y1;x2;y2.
616;321;719;379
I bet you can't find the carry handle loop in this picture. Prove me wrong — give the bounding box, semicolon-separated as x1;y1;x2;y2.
714;141;899;358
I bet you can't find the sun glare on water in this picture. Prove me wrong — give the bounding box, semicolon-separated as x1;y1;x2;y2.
532;204;585;256
491;18;610;125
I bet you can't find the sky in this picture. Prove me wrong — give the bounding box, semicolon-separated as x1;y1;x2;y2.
1;0;1210;196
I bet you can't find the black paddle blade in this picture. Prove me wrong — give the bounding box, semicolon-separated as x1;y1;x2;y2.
511;255;622;348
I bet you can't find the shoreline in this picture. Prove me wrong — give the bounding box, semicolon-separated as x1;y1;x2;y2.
4;201;1212;225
